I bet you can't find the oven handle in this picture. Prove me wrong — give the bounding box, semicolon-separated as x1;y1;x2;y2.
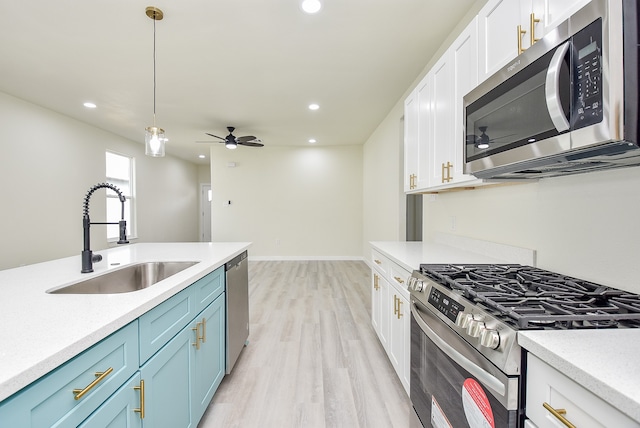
411;302;506;397
545;40;571;132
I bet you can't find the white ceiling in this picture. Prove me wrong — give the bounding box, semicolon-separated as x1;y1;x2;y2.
0;0;478;164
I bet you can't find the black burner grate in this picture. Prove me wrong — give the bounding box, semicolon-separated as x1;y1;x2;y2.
419;264;640;329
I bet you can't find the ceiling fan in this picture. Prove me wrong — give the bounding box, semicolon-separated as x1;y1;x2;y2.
466;126;516;149
202;126;264;149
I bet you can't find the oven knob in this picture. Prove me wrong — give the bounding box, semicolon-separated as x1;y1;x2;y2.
413;279;425;292
455;313;473;329
480;328;500;349
466;317;485;338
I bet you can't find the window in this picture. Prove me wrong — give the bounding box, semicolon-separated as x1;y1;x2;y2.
106;151;136;241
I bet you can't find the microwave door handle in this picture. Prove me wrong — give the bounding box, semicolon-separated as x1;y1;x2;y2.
410;302;506;396
545;41;571;132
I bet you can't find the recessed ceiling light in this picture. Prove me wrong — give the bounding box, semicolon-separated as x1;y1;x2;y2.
308;103;320;110
309;139;317;143
198;154;206;159
301;0;322;14
83;102;97;109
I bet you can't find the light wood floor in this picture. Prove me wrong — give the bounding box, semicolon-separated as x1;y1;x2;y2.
198;260;411;428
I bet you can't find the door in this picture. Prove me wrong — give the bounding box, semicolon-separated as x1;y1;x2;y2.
200;184;212;242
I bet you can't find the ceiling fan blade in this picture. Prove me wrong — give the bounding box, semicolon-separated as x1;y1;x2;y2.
205;133;226;141
238;141;264;147
237;135;257;143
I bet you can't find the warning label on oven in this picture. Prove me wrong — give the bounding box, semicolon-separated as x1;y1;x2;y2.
431;395;453;428
462;378;495;428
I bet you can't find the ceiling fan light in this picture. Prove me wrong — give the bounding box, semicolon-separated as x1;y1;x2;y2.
145;126;166;156
225;141;238;149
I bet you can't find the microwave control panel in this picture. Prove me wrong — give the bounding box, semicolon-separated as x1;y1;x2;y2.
572;18;603;129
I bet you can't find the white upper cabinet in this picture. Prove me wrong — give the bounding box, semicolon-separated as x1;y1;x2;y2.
478;0;522;82
478;0;591;83
403;89;419;192
451;17;479;184
428;53;455;187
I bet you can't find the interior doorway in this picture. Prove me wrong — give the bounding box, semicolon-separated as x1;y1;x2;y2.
200;183;212;242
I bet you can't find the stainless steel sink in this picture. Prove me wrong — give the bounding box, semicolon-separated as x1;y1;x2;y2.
48;261;198;294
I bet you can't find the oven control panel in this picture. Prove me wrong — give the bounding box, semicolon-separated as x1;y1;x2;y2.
428;288;465;323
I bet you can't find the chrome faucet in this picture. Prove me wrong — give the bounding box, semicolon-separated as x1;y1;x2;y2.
81;183;129;273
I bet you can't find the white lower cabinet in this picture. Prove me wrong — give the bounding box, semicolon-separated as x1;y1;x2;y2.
526;354;639;427
370;249;411;395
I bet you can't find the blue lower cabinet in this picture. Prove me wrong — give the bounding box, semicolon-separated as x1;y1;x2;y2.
78;373;143;428
0;264;230;427
192;293;226;422
139;325;194;428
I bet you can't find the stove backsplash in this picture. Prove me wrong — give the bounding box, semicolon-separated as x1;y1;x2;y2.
422;166;640;294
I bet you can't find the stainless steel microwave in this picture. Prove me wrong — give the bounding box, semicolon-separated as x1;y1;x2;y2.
464;0;639;179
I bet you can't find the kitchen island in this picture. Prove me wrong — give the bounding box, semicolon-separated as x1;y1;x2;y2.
0;242;250;403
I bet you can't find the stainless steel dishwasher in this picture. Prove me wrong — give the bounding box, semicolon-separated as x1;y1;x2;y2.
225;251;249;373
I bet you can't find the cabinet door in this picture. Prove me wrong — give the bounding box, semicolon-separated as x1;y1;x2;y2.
429;53;454;187
192;294;226;423
535;0;591;37
139;287;196;363
404;89;419;192
388;293;409;395
478;0;522;82
371;271;382;335
378;275;391;352
415;74;432;190
78;374;143;428
139;325;194;428
452;17;479;183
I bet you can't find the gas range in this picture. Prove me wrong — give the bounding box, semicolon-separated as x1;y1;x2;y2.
408;264;640;375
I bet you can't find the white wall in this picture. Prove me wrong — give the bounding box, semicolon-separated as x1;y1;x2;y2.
0;91;200;271
423;167;640;292
362;103;405;248
210;145;363;258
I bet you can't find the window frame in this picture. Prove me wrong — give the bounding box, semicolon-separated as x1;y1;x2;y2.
105;150;137;242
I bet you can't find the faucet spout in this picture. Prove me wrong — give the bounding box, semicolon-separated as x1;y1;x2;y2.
81;182;129;273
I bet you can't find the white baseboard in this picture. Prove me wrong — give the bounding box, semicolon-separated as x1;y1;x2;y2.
248;255;365;262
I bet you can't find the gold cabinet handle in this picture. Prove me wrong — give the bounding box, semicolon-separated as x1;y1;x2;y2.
374;259;382;265
393;276;404;284
134;379;145;419
393;295;399;316
373;274;379;291
397;298;403;319
518;25;527;55
542;402;576;428
441;162;453;183
530;13;540;46
73;367;113;400
192;322;202;350
201;317;207;343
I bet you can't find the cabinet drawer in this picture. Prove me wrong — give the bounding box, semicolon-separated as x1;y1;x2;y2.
139;287;196;363
526;354;638;428
388;261;411;300
0;321;138;427
192;266;225;314
371;249;388;275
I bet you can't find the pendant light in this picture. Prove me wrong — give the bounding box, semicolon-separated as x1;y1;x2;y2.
145;7;165;157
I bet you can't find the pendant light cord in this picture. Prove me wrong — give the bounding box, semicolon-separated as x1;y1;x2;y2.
152;16;157;127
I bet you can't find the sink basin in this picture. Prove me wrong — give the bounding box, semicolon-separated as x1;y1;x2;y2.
48;261;199;294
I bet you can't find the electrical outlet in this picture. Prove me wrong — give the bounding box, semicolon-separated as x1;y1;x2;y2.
275;239;281;246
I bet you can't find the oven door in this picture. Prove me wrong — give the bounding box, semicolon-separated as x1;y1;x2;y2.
410;300;522;428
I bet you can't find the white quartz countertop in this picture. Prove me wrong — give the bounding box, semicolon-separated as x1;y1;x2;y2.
370;237;536;271
519;330;640;422
0;242;250;402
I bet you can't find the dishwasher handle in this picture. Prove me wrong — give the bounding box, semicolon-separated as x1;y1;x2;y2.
226;251;248;271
